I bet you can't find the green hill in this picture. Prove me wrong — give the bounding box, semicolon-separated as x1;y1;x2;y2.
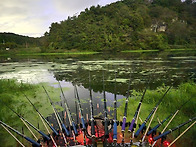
42;0;196;52
0;32;40;50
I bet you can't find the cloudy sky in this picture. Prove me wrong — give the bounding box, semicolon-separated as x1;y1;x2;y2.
0;0;119;37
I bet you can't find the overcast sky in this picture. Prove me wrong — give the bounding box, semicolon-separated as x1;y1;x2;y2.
0;0;120;37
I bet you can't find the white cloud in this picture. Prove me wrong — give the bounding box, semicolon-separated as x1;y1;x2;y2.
0;0;119;37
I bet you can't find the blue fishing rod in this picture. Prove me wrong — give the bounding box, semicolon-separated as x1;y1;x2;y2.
147;97;193;136
121;73;132;143
113;71;118;142
0;120;41;147
134;85;172;138
23;94;59;137
153;117;196;141
1;100;50;141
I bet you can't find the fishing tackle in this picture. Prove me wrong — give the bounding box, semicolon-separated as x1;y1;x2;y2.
128;86;147;133
151;97;193;147
42;85;69;145
58;81;78;137
0;121;41;147
74;84;86;145
153;117;196;141
24;94;59;136
113;71;118;141
1;100;50;141
121;73;132;143
102;70;109;139
147;97;193;136
88;71;96;138
134;85;172;138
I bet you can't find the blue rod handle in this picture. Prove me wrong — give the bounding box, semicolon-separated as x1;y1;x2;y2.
147;124;160;136
113;122;117;140
24;136;41;147
153;130;170;141
121;117;126;131
38;130;50;141
49;125;59;136
134;123;145;138
128;119;135;132
62;124;70;136
81;117;86;130
72;122;78;136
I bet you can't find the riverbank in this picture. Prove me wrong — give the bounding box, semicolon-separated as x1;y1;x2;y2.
1;47;196;57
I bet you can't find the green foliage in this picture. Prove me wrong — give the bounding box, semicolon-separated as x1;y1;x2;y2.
41;0;196;52
0;33;40;50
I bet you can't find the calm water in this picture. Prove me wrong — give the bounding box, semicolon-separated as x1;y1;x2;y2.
0;51;196;146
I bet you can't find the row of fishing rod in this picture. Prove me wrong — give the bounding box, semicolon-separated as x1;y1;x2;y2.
0;71;195;147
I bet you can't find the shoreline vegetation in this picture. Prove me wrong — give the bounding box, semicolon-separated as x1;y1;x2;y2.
0;79;195;146
0;47;196;57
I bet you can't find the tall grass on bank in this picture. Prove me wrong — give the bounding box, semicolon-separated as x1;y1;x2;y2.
0;79;67;146
117;82;196;147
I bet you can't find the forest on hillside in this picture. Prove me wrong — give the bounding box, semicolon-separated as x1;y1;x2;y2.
0;33;40;50
42;0;196;52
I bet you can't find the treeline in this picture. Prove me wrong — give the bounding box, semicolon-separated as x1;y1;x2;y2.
0;33;40;50
43;0;196;52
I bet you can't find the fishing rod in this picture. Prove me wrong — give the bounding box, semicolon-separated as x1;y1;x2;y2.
1;100;50;141
102;70;109;140
113;71;118;142
58;81;78;138
121;73;132;143
23;93;58;147
153;117;196;141
88;71;96;138
42;85;70;137
147;97;193;137
1;123;25;147
128;86;147;133
168;120;196;147
74;84;86;145
151;97;193;147
0;120;41;147
41;85;69;145
147;114;173;136
134;85;172;138
23;94;59;136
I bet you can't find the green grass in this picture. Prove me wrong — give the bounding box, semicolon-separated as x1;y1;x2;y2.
121;49;159;53
16;51;99;56
0;47;99;56
0;79;69;146
164;48;196;52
